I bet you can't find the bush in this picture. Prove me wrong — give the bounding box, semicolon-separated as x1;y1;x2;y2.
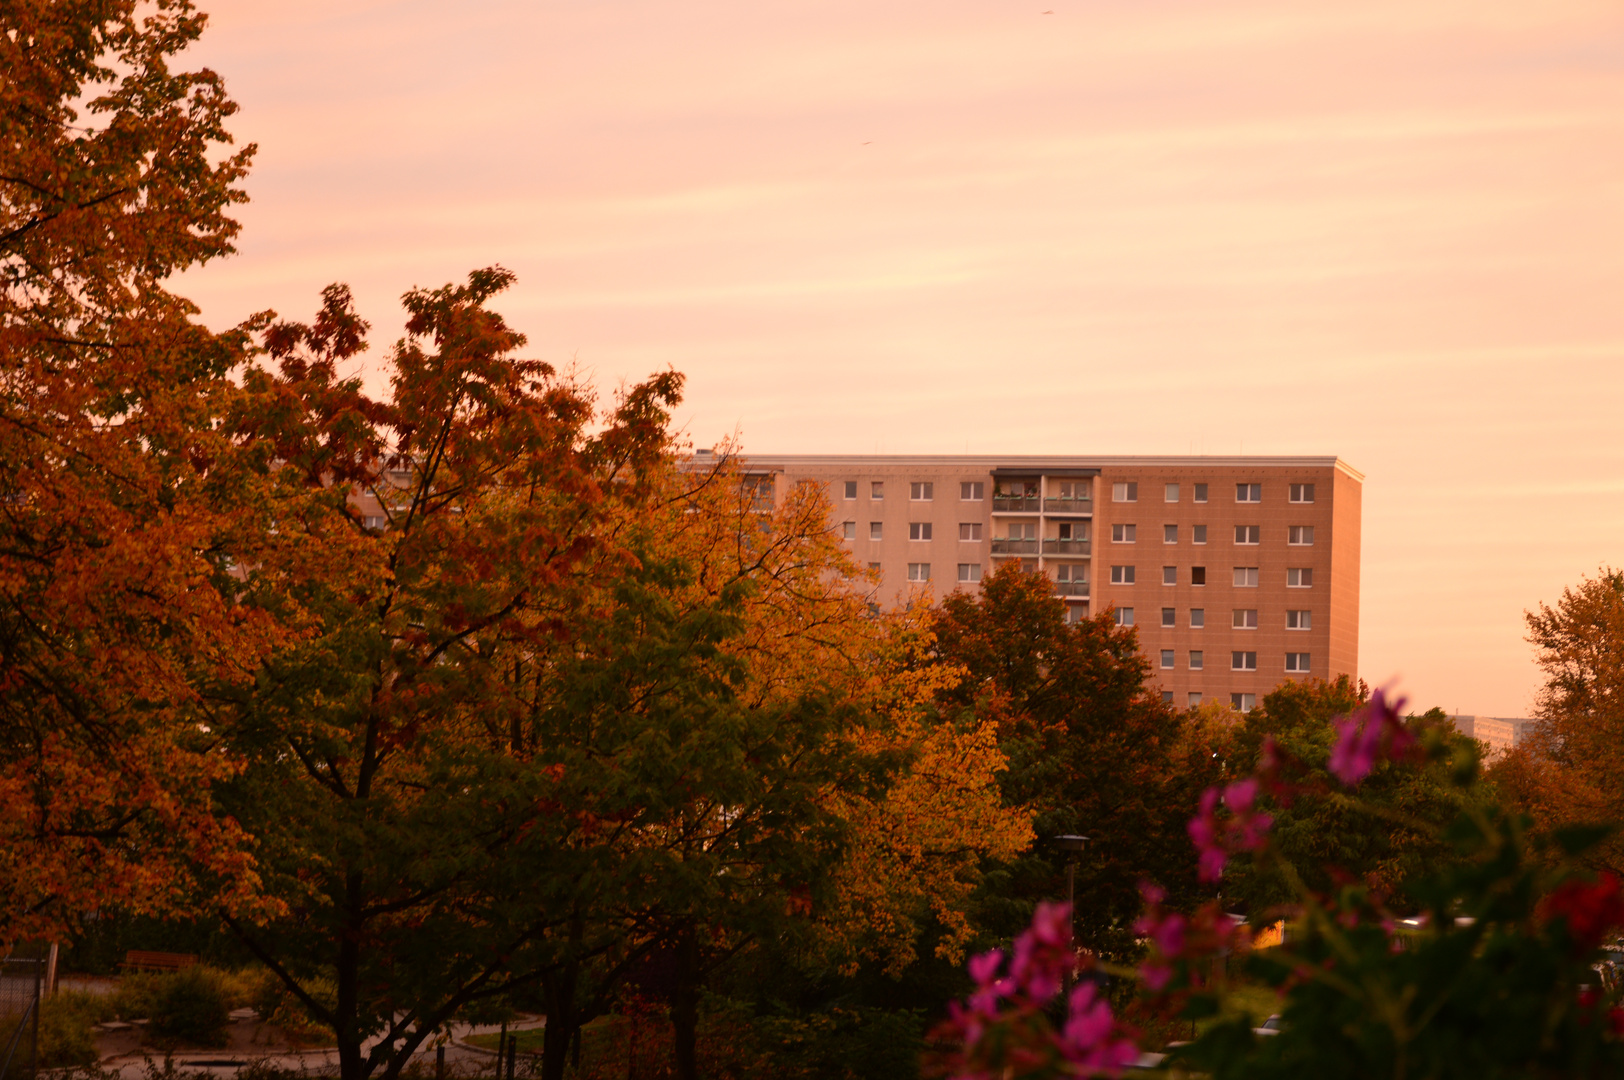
0;990;106;1069
250;973;337;1046
146;967;229;1048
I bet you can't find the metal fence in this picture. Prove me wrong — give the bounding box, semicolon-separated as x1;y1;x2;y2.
1;943;53;1080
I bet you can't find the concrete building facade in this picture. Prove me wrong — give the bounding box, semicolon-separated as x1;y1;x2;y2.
730;453;1362;710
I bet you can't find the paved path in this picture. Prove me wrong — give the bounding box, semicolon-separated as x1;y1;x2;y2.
98;1015;548;1078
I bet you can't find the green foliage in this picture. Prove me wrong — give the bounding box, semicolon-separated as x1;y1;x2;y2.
932;563;1192;958
1180;809;1624;1079
1224;677;1494;914
751;1003;926;1080
251;972;337;1045
0;990;106;1069
144;966;230;1048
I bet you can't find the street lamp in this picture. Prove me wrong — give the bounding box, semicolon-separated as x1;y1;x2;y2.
1054;834;1088;951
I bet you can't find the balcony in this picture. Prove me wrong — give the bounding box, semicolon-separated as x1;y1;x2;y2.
992;495;1041;513
1043;496;1092;514
1052;581;1090;597
990;537;1039;555
1042;538;1091;556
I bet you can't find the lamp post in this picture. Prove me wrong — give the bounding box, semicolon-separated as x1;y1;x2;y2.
1055;834;1088;986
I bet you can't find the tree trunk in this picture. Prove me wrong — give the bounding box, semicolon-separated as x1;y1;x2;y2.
540;964;578;1080
671;925;699;1080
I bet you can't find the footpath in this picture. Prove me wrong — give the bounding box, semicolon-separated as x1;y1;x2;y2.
96;1014;548;1079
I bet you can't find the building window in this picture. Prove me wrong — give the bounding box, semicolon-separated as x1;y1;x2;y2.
1286;609;1312;630
842;521;856;540
1057;480;1088;500
1288;567;1314;588
1290;483;1315;503
1160;649;1175;669
909;522;933;541
363;515;388;529
1112;481;1138;502
1165;483;1180;502
1161;607;1176;627
958;563;983;583
1289;525;1315;545
1231;692;1257;711
1116;607;1135;626
843;481;857;499
871;481;884;500
1188;692;1203;707
959;522;983;541
868;561;881;571
1190;650;1204;670
961;481;985;501
1192;525;1208;545
907;562;931;581
1112;523;1137;543
1190;608;1205;627
1234;525;1260;545
1163;524;1178;544
1110;565;1136;585
1231;651;1258;671
1233;609;1258;629
1162;690;1175;704
1194;483;1208;503
1233;567;1259;587
1057;522;1083;540
1286;652;1311;672
910;481;934;501
1055;564;1084;583
1162;566;1177;586
1065;605;1086;624
1008;521;1036;540
1236;483;1262;503
869;522;883;541
1191;567;1206;586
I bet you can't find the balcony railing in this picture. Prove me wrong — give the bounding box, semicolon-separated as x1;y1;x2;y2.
1052;581;1090;597
992;496;1041;513
1043;496;1092;513
990;538;1040;555
1042;538;1091;556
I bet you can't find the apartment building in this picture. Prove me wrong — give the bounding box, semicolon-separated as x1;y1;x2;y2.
725;454;1362;710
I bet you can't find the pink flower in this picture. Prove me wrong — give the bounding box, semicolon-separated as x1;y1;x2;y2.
1189;787;1228;882
1329;687;1412;786
1225;777;1259;812
940;904;1140;1078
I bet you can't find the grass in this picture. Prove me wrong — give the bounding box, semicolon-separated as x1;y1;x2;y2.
1193;982;1283;1037
464;1016;625;1057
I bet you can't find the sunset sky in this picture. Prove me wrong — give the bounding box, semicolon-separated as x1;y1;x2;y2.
176;0;1624;718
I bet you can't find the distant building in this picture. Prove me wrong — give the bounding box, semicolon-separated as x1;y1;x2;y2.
726;453;1362;711
1448;715;1537;757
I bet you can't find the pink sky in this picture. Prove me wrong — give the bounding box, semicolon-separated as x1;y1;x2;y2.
176;0;1624;717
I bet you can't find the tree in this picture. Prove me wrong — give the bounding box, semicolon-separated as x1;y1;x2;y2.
210;270;687;1080
513;453;1029;1080
931;564;1192;959
1220;677;1489;916
1495;567;1624;876
1;0;269;943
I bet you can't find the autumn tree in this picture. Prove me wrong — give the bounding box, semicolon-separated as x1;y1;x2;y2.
931;564;1191;958
0;0;270;942
511;452;1029;1080
208;270;689;1080
1495;568;1624;876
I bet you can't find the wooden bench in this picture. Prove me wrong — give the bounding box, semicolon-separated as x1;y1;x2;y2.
119;950;197;972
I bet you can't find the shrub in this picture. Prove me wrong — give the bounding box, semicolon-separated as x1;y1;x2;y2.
251;974;337;1046
0;990;106;1069
146;967;229;1047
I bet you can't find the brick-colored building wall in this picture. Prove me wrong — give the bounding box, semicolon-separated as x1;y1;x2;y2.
733;454;1362;709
